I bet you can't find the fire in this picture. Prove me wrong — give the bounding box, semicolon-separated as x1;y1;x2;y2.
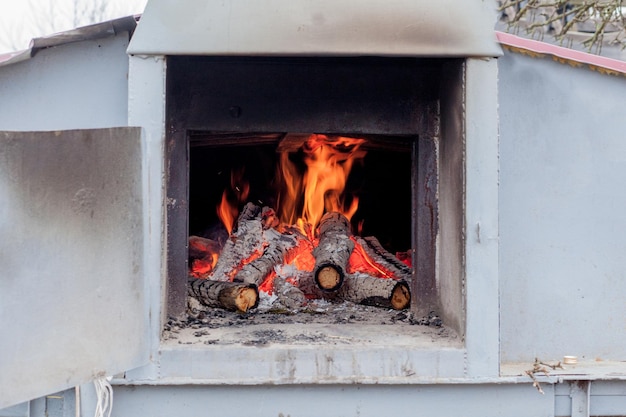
214;134;365;237
277;134;366;232
188;133;413;307
217;167;250;234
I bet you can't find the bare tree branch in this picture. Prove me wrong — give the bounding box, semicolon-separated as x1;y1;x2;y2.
498;0;626;52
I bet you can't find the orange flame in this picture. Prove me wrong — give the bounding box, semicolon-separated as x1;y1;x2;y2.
217;190;238;235
277;134;366;232
217;167;250;235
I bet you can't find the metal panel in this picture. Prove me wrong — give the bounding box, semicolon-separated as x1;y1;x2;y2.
128;0;502;57
463;58;500;377
0;34;131;131
108;383;554;417
498;44;626;362
0;128;148;409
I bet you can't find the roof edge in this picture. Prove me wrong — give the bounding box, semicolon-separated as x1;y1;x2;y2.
0;16;138;69
128;0;502;58
496;31;626;76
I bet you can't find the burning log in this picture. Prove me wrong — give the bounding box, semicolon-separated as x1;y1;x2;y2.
235;228;298;286
313;212;354;291
208;203;263;282
295;272;410;310
188;200;414;313
188;278;259;313
339;274;410;310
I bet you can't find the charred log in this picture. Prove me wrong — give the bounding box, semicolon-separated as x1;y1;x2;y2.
188;278;259;313
313;212;354;291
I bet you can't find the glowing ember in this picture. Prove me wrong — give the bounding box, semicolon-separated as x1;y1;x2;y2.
189;257;217;278
347;238;395;279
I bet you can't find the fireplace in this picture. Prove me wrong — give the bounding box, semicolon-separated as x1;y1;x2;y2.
121;0;501;383
165;56;448;325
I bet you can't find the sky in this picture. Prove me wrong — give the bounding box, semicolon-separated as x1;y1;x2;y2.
0;0;148;53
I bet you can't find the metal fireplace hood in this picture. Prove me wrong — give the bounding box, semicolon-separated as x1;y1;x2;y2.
128;0;502;57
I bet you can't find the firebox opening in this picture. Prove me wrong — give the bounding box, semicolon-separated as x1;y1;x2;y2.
185;132;417;320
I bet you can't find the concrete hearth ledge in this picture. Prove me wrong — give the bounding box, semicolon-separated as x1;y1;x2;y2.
121;323;467;384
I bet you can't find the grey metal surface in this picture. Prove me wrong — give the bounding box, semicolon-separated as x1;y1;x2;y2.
556;381;626;416
125;56;166;379
6;380;626;417
0;33;131;131
108;383;555;417
498;44;626;362
128;0;502;57
0;128;147;409
571;381;591;417
463;58;501;377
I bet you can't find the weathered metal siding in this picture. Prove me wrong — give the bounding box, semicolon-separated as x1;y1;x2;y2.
0;34;130;131
498;46;626;362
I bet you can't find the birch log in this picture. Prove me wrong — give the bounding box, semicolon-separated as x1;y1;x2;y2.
235;228;298;286
312;212;354;291
208;203;263;282
296;272;411;310
188;278;259;312
339;274;410;310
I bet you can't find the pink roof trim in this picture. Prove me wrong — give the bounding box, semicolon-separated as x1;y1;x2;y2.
496;31;626;75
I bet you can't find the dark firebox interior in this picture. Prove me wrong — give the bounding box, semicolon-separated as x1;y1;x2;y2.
188;135;412;255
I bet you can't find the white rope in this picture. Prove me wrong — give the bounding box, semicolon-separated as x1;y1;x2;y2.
93;377;113;417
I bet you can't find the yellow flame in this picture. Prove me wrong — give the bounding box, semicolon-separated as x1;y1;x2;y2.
277;134;366;232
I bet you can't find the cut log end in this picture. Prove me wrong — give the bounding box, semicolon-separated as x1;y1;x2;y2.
390;281;411;310
315;264;344;291
188;278;259;313
236;286;259;312
220;284;259;313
